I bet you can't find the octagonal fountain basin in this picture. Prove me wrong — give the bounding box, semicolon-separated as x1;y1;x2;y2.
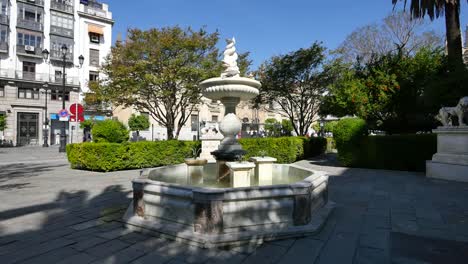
123;163;335;248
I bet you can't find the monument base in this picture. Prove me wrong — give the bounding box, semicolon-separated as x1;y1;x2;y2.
426;126;468;182
426;161;468;182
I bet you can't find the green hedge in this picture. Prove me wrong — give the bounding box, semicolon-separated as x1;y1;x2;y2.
67;137;327;172
67;140;200;172
356;134;437;172
239;137;326;163
334;117;368;166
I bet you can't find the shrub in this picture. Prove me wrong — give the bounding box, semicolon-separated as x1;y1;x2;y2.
326;137;336;152
239;136;326;163
333;117;367;165
91;119;129;143
358;134;436;171
67;140;200;172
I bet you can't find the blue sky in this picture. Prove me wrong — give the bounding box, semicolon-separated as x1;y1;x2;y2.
106;0;467;69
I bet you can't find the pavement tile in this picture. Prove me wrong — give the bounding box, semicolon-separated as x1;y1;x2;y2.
242;243;288;264
56;252;96;264
90;245;147;264
315;231;359;264
205;250;248;264
71;236;108;251
85;239;131;258
277;238;324;264
131;252;174;264
21;246;79;264
354;247;389;264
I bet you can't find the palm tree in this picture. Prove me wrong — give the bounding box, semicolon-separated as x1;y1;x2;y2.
392;0;466;70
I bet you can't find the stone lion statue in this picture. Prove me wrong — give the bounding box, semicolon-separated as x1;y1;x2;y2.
437;97;468;126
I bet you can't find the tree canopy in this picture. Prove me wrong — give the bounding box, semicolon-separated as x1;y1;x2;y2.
392;0;467;70
90;26;220;140
0;115;6;132
336;11;443;64
128;114;150;139
257;42;331;136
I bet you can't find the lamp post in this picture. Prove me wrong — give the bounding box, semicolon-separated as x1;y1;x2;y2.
42;45;84;153
42;82;49;147
319;118;325;137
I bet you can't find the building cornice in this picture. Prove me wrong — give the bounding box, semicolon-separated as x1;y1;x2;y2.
77;11;114;25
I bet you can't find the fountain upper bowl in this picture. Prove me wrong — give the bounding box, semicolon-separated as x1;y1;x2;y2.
200;76;261;101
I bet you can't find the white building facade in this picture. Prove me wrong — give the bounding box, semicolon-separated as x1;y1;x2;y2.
0;0;112;146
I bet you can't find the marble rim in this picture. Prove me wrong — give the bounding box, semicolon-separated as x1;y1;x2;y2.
199;76;262;89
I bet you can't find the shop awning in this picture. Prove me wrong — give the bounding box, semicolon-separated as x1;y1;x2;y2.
88;24;104;35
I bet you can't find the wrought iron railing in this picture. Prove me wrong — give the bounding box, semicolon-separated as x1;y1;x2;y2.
50;1;74;13
17;18;43;31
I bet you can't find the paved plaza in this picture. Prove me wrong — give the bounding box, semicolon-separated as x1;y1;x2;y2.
1;147;468;263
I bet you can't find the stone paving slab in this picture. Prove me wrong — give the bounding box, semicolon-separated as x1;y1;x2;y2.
1;151;468;263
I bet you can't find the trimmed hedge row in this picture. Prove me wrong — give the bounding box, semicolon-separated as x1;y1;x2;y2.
67;140;200;172
333;117;437;171
239;137;326;163
67;137;327;172
356;134;437;172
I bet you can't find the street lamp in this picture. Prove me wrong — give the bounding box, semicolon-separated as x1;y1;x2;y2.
41;82;50;147
42;45;84;153
319;118;325;137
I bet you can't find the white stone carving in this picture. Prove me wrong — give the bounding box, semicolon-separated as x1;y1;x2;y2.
437;97;468;126
221;37;240;78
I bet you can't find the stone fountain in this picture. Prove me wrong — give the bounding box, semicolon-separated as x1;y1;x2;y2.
123;38;334;248
200;37;261;161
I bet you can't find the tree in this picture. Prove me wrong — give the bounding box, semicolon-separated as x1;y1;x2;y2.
92;26;220;140
392;0;467;70
264;118;282;137
0;114;6;132
281;119;294;136
257;42;331;136
92;119;129;143
336;11;443;64
128;114;150;140
322;47;447;133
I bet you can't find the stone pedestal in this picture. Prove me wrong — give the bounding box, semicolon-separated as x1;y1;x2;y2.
185;159;208;185
426;127;468;182
199;127;223;162
249;156;277;186
226;162;255;188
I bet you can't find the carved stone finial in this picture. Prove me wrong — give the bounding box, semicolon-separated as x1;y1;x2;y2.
221;37;240;78
437;96;468;127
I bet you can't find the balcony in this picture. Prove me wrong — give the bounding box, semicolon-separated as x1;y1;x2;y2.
78;1;113;21
0;14;9;25
6;70;80;86
17;0;44;7
16;45;43;58
50;1;73;14
17;18;43;32
50;25;73;38
0;42;8;53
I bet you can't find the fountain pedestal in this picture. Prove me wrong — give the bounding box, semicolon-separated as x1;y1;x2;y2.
226;162;255;188
250;157;277;186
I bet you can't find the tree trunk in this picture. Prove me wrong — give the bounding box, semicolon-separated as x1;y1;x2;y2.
136;130;139;141
444;1;463;71
166;126;174;140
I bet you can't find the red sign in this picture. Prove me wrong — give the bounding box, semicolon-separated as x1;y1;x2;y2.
69;104;84;122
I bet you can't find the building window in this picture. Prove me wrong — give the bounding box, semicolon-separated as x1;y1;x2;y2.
17;4;43;23
51;90;70;101
50;36;73;60
0;27;7;43
89;49;99;66
18;88;39;99
212;115;218;122
191;115;198;132
0;86;4;97
0;2;7;16
89;71;99;82
50;11;73;30
23;61;35;80
17;32;42;48
89;32;100;43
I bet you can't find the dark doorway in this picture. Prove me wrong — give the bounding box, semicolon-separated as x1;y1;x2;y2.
17;112;39;146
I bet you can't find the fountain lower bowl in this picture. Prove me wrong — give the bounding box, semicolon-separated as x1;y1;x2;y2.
123;163;334;248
